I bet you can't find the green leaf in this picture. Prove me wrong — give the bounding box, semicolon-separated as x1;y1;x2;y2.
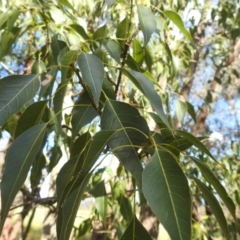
59;172;92;240
133;39;144;65
78;53;104;107
101;100;149;183
125;70;170;128
186;102;196;122
120;215;152;240
0;75;40;126
93;24;107;41
137;5;157;45
15;101;47;138
176;100;187;124
0;123;47;233
51;38;67;64
163;10;192;41
193;178;231;240
177;130;216;162
142;149;191;240
71;91;97;140
103;39;121;64
118;196;132;222
116;17;129;48
191;157;237;222
69;24;90;40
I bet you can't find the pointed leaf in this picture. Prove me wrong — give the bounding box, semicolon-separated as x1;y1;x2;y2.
176;100;187;124
177;130;216;162
101;100;149;183
78;53;104;107
59;172;92;240
191;157;236;222
116;17;129;48
71;91;97;140
193;178;231;240
15;101;47;138
0;75;40;126
163;10;192;41
137;5;157;45
125;70;170;128
69;24;90;40
0;123;47;233
186;102;196;122
133;39;144;65
142;150;191;240
103;39;121;64
120;215;152;240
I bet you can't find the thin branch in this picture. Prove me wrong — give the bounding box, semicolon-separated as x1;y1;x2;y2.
0;61;16;74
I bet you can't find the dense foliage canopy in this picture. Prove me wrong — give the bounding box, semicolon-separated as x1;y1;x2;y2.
0;0;240;239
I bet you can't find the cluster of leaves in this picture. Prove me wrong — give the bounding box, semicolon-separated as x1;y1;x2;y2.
0;0;240;239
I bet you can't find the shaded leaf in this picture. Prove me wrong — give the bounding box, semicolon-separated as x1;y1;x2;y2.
186;102;196;122
93;24;107;41
163;10;192;41
0;124;47;233
103;39;121;64
142;149;191;240
125;70;170;128
120;215;152;240
71;91;97;140
59;172;92;240
0;75;40;126
15;100;47;138
78;53;104;107
177;130;216;162
101;100;149;183
193;178;231;240
137;5;157;45
191;157;237;223
69;24;90;40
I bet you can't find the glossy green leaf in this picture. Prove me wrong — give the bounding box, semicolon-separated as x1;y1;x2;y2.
176;100;187;124
120;215;152;240
125;70;170;128
0;75;40;126
137;5;157;45
15;101;47;138
191;157;237;222
101;100;149;183
177;130;216;162
142;149;191;240
0;123;47;233
59;172;92;240
71;91;97;140
163;10;192;41
103;39;121;64
193;178;231;240
78;53;104;107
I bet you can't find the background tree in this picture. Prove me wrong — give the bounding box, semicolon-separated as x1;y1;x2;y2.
0;0;240;239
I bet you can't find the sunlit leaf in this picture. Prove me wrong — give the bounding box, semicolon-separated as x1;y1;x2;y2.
78;53;104;107
142;149;191;240
176;100;187;124
120;215;152;240
163;10;192;41
0;75;40;126
137;5;157;45
193;178;231;240
116;17;129;48
0;123;47;233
